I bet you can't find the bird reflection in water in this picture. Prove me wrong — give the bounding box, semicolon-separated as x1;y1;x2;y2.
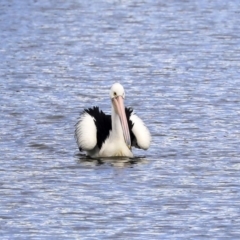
76;153;148;168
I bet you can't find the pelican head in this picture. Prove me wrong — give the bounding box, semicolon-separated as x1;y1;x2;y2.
110;83;131;149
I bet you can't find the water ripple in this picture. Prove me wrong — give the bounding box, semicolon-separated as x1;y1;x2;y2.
0;0;240;239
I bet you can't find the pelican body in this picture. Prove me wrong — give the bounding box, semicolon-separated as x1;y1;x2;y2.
75;83;151;158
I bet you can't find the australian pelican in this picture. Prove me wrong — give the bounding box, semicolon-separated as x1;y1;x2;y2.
75;83;151;158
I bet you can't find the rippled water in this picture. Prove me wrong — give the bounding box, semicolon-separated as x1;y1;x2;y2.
1;0;240;238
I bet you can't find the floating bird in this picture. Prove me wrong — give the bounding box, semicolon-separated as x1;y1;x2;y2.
75;83;151;158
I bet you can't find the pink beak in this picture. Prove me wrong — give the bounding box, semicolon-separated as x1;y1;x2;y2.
112;96;131;149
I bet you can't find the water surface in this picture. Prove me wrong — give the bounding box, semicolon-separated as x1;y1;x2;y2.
1;0;240;239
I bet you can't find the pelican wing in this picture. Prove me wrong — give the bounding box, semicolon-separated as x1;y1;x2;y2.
75;110;97;151
75;107;111;151
126;108;151;150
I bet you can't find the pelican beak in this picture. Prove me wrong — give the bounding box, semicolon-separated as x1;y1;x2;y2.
112;96;131;149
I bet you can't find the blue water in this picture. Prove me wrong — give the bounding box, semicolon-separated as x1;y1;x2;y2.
1;0;240;239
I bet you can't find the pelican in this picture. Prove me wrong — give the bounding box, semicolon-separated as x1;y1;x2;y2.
75;83;151;158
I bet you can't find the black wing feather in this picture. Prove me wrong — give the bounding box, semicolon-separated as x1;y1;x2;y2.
84;106;112;150
125;107;136;145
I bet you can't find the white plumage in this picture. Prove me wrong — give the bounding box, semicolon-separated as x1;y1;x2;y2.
75;112;97;150
75;83;151;158
130;113;151;150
